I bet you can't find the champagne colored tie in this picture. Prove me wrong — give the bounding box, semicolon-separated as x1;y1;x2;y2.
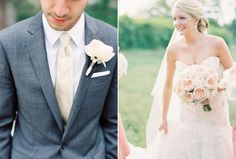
55;33;73;122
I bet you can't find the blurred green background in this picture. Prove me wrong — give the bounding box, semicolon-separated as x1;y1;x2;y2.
119;0;236;147
0;0;117;29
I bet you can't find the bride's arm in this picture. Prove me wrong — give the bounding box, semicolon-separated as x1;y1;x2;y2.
159;46;176;134
215;37;233;69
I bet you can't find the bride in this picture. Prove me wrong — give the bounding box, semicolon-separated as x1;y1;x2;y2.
126;0;234;159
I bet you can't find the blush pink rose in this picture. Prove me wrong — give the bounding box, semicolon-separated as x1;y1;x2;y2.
205;78;218;89
182;78;194;91
174;86;184;97
193;87;206;100
184;92;194;102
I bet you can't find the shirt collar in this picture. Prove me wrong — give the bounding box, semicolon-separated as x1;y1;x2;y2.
42;13;85;47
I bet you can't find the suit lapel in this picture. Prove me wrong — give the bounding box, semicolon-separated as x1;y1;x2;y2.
62;14;99;138
25;13;64;132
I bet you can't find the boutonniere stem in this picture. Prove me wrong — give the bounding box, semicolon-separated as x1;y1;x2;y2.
86;59;96;76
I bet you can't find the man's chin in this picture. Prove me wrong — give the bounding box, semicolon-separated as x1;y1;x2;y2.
49;24;71;31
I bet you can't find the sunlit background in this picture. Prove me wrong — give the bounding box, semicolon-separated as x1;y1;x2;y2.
119;0;236;24
119;0;236;146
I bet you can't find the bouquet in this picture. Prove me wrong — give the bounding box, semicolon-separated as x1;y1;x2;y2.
174;65;219;112
219;65;236;101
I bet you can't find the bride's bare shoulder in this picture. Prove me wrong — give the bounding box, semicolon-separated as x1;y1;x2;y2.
205;34;229;57
204;34;226;46
166;38;184;56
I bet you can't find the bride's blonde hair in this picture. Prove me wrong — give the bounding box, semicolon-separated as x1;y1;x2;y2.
173;0;208;33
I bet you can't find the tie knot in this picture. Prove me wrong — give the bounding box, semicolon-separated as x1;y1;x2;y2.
60;33;71;46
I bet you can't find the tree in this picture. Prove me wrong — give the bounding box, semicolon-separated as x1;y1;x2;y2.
10;0;40;21
0;0;8;29
86;0;117;27
149;0;172;17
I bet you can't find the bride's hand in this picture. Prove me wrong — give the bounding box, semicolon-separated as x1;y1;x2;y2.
159;120;168;134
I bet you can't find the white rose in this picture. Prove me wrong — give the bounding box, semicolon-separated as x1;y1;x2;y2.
84;39;115;76
85;39;115;63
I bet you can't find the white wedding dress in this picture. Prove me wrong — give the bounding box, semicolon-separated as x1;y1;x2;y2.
127;56;233;159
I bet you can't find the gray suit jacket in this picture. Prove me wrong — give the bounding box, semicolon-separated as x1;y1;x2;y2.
0;12;117;159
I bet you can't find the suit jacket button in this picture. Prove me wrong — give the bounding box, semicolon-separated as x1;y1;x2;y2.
61;143;68;150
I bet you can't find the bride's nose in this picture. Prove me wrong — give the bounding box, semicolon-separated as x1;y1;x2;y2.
174;19;180;26
174;19;181;27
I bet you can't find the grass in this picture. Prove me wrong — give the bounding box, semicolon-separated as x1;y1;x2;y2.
119;47;236;147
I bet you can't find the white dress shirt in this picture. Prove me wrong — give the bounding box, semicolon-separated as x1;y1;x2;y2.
42;13;86;97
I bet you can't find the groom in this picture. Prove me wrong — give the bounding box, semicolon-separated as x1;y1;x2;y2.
0;0;117;158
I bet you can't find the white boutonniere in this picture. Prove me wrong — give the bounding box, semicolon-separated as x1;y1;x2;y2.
85;39;115;76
